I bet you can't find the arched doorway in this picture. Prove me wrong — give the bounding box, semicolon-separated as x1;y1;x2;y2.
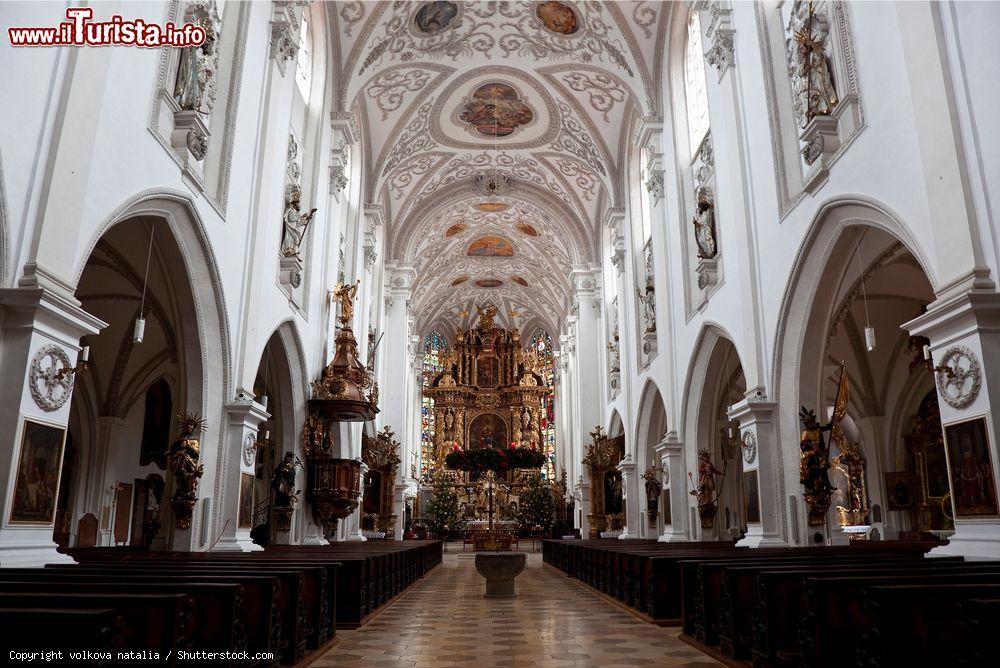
62;217;199;548
774;203;939;544
686;332;745;541
635;383;668;539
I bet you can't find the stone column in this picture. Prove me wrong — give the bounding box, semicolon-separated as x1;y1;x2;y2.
211;400;268;552
346;461;368;542
657;435;689;542
905;294;1000;559
618;457;641;539
575;476;590;538
0;288;106;566
729;398;785;547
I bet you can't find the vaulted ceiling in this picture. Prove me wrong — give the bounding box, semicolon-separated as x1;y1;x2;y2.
329;1;669;337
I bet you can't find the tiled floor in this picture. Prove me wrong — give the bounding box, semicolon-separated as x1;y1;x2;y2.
311;549;720;667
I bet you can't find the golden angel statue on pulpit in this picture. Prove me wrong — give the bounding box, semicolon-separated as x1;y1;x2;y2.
330;280;360;327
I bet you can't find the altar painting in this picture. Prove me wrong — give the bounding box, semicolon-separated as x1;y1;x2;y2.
469;413;507;450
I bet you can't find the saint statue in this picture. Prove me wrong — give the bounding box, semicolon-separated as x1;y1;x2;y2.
799;408;833;498
637;275;656;333
281;185;317;258
331;279;360;327
271;451;301;506
692;189;718;259
168;414;206;502
174;3;221;115
786;1;839;127
689;449;723;506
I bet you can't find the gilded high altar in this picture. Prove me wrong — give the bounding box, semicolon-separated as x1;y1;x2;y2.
424;306;551;472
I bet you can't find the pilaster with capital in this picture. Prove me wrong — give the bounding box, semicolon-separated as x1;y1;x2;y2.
728;397;785;547
904;293;1000;559
617;455;642;540
0;288;105;566
212;400;269;552
656;434;690;542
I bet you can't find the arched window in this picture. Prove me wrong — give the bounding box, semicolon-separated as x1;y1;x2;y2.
684;11;710;158
294;10;312;100
420;331;449;479
528;330;556;481
638;147;653;244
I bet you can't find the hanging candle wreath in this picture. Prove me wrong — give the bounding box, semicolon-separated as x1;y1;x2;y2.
445;444;546;472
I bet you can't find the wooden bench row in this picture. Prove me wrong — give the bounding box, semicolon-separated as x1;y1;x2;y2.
543;537;1000;667
0;540;442;667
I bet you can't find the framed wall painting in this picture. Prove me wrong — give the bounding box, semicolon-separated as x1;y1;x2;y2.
10;419;67;524
944;417;999;517
884;471;916;511
238;473;254;529
744;469;761;525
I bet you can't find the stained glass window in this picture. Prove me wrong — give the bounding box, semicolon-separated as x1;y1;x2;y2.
528;330;556;481
420;331;448;479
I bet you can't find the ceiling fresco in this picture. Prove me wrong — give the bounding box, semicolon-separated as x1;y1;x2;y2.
331;1;670;336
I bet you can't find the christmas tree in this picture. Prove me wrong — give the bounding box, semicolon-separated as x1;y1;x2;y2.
424;479;465;536
514;474;555;531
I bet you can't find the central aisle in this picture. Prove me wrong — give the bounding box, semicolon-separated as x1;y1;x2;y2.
312;549;720;667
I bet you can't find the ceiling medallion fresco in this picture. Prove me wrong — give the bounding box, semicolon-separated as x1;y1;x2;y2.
451;275;470;286
468;236;515;257
445;223;468;237
512;276;529;287
475;201;510;212
515;222;539;237
536;1;579;35
412;2;459;35
457;82;535;138
475;279;504;288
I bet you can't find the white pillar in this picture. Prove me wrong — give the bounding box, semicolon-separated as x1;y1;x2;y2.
729;398;785;547
0;289;106;566
657;435;689;542
212;400;268;552
905;294;1000;559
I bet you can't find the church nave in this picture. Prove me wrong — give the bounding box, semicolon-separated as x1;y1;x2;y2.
314;549;719;668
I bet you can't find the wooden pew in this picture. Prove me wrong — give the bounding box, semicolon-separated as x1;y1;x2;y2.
44;564;294;665
0;607;123;663
0;592;192;666
0;573;248;664
798;567;1000;668
962;598;1000;667
857;582;1000;667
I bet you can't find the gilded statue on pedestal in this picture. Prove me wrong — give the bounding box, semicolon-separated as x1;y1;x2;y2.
167;413;207;529
271;451;302;507
689;449;724;528
331;279;360;326
799;407;834;525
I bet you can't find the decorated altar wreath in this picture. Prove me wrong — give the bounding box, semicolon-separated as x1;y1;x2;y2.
444;444;546;473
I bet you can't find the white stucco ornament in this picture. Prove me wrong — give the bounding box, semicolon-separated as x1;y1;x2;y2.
935;345;981;409
741;430;757;465
243;434;259;467
29;344;74;411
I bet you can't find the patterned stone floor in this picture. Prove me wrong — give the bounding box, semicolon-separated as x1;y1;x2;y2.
310;548;719;667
